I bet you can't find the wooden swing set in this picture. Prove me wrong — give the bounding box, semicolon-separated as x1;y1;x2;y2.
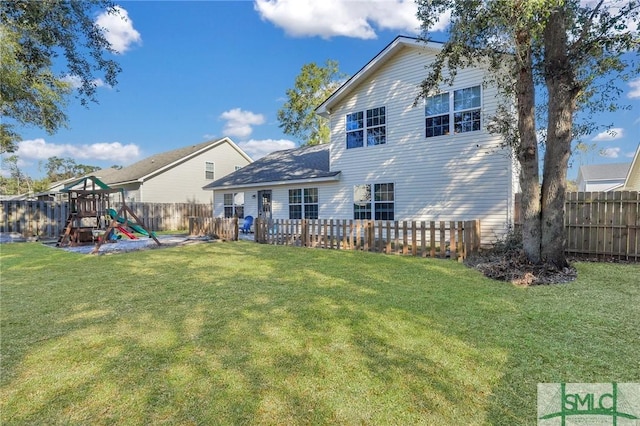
56;176;160;252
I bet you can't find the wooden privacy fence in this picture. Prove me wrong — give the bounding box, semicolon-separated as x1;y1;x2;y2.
515;191;640;260
254;218;481;261
189;217;238;241
565;191;639;260
1;201;212;239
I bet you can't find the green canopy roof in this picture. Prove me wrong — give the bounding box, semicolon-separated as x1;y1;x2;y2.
61;175;113;193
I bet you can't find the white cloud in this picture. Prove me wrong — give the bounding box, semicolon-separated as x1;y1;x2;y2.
254;0;436;39
592;127;624;141
599;147;621;158
220;108;266;138
95;6;141;54
628;78;640;99
237;139;296;159
17;138;140;164
60;75;107;89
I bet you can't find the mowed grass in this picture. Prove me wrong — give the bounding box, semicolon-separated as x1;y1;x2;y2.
1;241;638;425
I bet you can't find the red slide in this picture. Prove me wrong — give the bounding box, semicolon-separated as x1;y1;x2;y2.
117;226;138;240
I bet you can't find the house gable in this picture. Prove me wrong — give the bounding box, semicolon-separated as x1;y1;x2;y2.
621;144;640;190
96;137;252;203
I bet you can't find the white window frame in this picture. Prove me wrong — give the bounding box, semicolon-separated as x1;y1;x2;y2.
346;106;386;149
288;188;319;219
223;192;244;218
205;162;215;180
353;183;394;220
425;85;481;138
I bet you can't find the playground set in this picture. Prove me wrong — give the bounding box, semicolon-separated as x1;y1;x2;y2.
56;176;160;252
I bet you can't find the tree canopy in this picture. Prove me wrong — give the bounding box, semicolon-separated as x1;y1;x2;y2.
277;60;347;146
0;0;122;153
416;0;639;269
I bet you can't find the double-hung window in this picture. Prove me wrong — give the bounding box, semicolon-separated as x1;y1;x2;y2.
353;183;394;220
425;85;481;137
205;161;215;180
288;188;318;219
223;193;244;218
346;106;386;149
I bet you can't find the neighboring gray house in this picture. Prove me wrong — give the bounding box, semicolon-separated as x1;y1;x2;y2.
576;162;631;192
205;36;519;244
93;137;252;204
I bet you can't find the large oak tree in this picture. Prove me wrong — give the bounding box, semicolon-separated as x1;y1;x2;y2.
416;0;639;268
1;0;122;153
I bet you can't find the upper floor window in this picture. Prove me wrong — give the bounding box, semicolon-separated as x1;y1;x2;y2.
205;162;215;180
223;193;244;218
346;106;386;149
353;183;394;220
425;85;481;138
289;188;319;219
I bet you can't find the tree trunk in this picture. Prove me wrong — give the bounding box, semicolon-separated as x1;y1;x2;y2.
541;7;575;269
515;29;541;264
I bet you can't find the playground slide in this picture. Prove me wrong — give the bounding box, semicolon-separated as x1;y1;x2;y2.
107;208;152;237
117;226;137;240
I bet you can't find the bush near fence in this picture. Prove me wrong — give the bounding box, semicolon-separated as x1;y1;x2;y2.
514;191;640;261
252;218;480;261
0;201;212;239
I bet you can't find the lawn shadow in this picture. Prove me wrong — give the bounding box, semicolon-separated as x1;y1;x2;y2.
2;243;638;424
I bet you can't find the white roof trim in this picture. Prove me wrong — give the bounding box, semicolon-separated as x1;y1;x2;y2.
208;174;341;192
316;36;442;117
623;143;640;188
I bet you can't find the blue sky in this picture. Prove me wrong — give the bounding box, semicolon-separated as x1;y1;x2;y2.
6;0;640;181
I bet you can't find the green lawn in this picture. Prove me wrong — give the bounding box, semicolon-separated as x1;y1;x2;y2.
1;242;638;425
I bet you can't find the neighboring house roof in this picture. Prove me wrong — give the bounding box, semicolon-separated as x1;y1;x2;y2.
578;162;630;183
96;137;251;186
203;144;340;190
316;36;443;117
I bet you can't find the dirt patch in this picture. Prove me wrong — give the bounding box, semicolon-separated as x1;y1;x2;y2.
50;234;213;255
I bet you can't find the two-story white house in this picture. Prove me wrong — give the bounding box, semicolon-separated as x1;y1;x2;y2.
204;36;518;244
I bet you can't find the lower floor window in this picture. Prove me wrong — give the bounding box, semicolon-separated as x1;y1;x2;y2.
353;183;394;220
289;188;319;219
223;193;244;218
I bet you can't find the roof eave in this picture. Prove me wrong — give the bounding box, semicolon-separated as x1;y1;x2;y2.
205;172;341;192
316;36;441;117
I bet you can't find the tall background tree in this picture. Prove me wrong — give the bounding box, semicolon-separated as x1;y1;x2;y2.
416;0;639;269
277;60;347;146
0;155;103;196
0;0;122;153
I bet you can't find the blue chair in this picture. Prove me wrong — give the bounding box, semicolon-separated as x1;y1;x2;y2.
240;216;253;233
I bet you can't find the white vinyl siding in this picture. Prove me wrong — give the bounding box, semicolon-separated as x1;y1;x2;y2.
210;42;519;245
327;44;517;244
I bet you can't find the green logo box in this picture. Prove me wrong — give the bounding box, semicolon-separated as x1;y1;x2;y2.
538;383;640;425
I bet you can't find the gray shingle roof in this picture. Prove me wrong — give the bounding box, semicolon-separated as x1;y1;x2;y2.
96;138;230;185
203;143;339;190
579;163;631;181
